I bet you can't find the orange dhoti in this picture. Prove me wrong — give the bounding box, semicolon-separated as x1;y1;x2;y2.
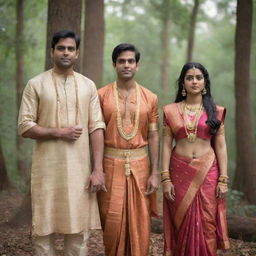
98;147;158;256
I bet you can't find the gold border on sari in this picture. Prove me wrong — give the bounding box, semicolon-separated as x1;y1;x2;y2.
174;149;215;230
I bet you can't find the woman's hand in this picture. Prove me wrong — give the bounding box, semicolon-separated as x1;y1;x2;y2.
163;182;175;201
216;182;228;199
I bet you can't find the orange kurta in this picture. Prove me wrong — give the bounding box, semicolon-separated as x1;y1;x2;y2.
98;82;159;256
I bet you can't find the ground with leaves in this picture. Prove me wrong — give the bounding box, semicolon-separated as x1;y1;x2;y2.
0;192;256;256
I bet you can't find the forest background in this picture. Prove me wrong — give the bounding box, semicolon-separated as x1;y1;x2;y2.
0;0;256;252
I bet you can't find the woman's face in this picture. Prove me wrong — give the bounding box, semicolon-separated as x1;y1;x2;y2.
183;67;205;95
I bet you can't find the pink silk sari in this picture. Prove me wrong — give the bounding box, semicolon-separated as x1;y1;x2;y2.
163;148;230;256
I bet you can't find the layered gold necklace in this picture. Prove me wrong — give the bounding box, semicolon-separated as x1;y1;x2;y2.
51;70;80;128
182;101;203;143
113;82;141;140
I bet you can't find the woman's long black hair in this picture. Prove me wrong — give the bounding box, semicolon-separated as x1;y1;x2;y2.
175;62;220;135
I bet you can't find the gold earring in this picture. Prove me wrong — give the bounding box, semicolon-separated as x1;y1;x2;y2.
202;88;207;95
182;87;186;97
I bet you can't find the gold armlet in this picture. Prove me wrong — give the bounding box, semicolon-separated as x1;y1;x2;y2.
163;126;172;136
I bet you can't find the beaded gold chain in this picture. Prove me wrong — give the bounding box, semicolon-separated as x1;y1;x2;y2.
113;82;141;140
183;101;203;143
51;70;80;128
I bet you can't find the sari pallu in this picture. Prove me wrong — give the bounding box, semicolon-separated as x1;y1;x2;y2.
97;147;158;256
163;148;230;256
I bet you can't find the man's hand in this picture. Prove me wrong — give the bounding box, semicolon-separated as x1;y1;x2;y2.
89;169;107;193
145;173;159;195
60;125;83;140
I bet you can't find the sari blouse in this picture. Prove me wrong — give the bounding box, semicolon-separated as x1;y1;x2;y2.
163;103;226;141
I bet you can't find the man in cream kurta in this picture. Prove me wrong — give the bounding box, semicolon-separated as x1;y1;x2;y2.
18;30;106;256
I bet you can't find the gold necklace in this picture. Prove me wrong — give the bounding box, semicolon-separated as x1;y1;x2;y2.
183;101;203;143
51;70;80;128
185;104;201;112
113;82;140;140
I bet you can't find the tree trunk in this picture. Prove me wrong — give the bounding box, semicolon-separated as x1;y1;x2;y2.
16;0;27;180
0;139;10;191
82;0;104;87
160;16;170;92
45;0;82;71
233;0;256;204
186;0;199;62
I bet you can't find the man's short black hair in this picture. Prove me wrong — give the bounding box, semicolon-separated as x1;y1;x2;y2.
51;30;80;50
112;43;140;63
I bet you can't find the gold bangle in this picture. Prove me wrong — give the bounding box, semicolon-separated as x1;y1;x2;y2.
218;182;228;186
161;177;171;183
219;175;229;178
162;179;172;185
218;176;229;183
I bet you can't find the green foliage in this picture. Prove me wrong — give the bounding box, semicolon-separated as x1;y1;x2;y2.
1;0;255;195
227;190;256;217
0;0;47;188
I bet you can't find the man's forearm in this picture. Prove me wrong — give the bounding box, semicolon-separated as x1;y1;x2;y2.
22;125;63;140
22;125;83;141
148;130;160;174
89;129;104;171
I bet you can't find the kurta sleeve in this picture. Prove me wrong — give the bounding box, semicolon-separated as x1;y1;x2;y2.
148;94;159;131
88;83;106;134
18;80;39;135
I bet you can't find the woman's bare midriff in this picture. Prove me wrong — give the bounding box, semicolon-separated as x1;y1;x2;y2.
174;138;212;159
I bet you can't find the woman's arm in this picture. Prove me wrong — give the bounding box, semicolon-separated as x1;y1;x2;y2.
214;124;229;198
162;127;175;201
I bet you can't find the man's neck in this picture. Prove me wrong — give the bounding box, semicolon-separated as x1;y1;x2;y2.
52;66;74;76
116;78;136;91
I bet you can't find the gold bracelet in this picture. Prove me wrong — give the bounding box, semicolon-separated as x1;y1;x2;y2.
218;181;228;186
219;175;229;179
161;170;170;178
161;177;171;183
218;175;229;184
162;179;172;185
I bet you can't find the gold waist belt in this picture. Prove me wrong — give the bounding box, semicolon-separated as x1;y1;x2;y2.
104;146;148;177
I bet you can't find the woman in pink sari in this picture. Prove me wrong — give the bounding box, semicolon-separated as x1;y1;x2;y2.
162;63;230;256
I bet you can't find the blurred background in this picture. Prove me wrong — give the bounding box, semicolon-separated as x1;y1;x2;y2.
0;0;255;254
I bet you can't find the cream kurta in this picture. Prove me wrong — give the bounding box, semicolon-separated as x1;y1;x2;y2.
18;69;105;236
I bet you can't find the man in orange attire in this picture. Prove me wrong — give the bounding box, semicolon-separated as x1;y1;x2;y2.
18;30;105;255
97;43;159;256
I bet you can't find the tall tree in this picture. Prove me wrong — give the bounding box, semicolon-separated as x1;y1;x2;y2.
83;0;105;87
233;0;256;203
151;0;171;92
186;0;200;62
0;138;10;191
45;0;82;71
160;0;170;93
16;0;27;180
150;0;189;92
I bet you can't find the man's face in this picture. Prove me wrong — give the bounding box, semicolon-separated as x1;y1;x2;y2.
51;37;79;70
113;51;138;80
